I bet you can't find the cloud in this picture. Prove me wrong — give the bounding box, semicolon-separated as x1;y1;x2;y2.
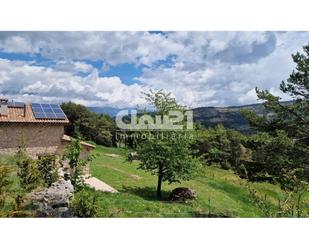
0;32;183;66
0;58;146;108
0;31;309;108
0;34;36;53
137;32;309;107
53;60;94;74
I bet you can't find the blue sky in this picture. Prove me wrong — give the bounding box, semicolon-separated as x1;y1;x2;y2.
0;31;308;108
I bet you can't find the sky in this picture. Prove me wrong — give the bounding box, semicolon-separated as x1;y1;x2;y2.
0;31;308;108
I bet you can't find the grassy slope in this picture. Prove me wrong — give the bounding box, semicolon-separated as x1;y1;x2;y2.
90;145;305;217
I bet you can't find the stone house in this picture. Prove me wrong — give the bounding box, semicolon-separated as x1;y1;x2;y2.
0;98;95;159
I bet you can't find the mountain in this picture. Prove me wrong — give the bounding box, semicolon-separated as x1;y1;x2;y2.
193;101;294;133
87;107;150;117
192;103;269;133
88;106;123;117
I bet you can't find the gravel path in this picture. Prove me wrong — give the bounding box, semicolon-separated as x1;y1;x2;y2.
84;177;118;193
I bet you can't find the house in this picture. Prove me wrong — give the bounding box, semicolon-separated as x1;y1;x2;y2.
0;98;95;158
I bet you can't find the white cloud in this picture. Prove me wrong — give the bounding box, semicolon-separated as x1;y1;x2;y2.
238;88;258;104
136;32;309;107
0;31;309;108
54;60;94;74
0;32;183;66
137;63;216;107
0;35;35;53
0;58;146;108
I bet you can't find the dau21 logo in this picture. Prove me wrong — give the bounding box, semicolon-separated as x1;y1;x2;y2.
116;110;194;130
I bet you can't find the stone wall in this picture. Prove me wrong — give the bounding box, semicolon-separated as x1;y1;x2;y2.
0;123;65;158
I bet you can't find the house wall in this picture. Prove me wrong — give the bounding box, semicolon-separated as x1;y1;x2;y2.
0;123;65;158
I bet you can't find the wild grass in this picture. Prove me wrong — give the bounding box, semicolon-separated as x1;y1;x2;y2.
90;145;309;217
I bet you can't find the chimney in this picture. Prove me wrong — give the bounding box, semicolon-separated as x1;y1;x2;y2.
0;98;8;117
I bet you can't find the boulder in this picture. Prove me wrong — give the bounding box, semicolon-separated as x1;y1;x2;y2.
169;187;197;202
127;152;139;162
30;179;74;217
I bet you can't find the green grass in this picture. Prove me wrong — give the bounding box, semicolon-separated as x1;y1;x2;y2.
90;145;308;217
0;154;19;190
1;146;308;217
0;154;21;216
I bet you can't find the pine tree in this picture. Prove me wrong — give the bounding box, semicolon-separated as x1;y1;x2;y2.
241;44;309;187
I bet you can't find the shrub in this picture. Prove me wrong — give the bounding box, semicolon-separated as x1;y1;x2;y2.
69;189;98;217
16;149;42;192
0;165;13;208
37;155;59;187
64;139;92;190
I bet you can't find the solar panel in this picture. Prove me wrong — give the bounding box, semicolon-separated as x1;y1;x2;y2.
50;104;59;108
34;112;46;119
31;103;66;120
55;113;66;119
45;112;57;119
43;107;53;113
32;103;41;108
7;101;25;108
32;107;43;112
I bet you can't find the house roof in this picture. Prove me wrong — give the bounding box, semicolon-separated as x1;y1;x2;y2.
62;134;96;149
0;104;69;124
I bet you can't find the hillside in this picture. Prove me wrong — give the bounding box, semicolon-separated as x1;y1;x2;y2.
2;144;308;217
89;145;309;217
192;103;269;133
88;106;124;117
88;101;293;134
88;102;268;133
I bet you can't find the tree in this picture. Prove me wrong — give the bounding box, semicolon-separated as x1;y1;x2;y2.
15;146;43;192
242;44;309;139
136;90;201;199
64;138;92;189
194;125;248;170
241;43;309;188
0;165;13;208
37;155;59;187
61;102;116;147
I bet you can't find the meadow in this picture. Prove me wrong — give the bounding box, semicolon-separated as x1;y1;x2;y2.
89;146;308;217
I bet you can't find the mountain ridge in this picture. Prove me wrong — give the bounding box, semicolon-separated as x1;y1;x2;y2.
88;101;292;134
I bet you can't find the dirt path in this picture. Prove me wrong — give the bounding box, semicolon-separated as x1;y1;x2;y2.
84;177;118;193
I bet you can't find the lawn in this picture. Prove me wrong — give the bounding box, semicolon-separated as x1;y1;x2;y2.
90;145;308;217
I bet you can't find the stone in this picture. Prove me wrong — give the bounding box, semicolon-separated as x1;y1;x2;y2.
127;152;138;162
29;179;74;217
169;187;197;202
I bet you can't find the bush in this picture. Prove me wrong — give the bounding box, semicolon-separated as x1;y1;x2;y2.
16;149;42;192
0;165;13;208
37;155;59;187
69;189;98;217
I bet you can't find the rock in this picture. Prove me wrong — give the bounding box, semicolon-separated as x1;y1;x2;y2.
127;152;138;162
169;187;197;202
30;179;74;217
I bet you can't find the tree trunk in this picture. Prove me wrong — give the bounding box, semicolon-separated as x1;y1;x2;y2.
157;165;163;199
